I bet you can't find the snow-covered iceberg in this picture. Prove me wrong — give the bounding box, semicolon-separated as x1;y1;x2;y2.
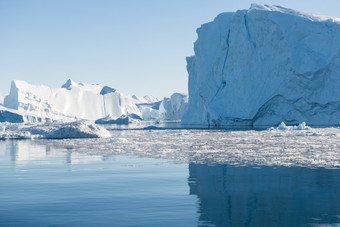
182;4;340;128
4;79;142;122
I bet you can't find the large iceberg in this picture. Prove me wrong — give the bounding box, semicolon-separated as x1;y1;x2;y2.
4;79;142;122
182;4;340;127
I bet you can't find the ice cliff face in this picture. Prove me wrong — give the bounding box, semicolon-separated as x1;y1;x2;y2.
182;4;340;127
4;79;141;121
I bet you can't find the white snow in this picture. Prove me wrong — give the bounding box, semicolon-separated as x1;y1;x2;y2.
0;121;111;139
182;4;340;128
250;3;340;23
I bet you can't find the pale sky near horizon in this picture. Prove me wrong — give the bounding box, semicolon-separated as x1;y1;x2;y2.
1;0;340;99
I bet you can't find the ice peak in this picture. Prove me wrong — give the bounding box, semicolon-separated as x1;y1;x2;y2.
100;86;116;95
61;79;77;90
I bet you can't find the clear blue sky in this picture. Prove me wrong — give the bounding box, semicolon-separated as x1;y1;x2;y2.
1;0;340;98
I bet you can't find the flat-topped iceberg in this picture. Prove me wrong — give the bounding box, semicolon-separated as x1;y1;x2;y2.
182;4;340;128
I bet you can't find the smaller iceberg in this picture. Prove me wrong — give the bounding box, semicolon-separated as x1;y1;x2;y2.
0;121;111;139
272;122;312;131
95;114;142;125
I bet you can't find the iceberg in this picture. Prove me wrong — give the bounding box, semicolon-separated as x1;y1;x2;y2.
0;121;111;139
270;122;312;131
182;4;340;128
2;79;187;123
159;93;188;120
95;113;142;125
4;79;142;122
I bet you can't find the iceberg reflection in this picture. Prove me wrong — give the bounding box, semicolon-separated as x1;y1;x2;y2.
188;164;340;226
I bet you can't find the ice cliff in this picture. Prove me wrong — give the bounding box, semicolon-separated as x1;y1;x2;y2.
182;4;340;127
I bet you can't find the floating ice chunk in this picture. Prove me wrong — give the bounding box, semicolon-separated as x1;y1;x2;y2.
109;138;128;143
277;122;290;131
95;114;142;125
306;131;322;136
295;122;312;130
0;121;111;139
271;122;312;131
32;121;112;139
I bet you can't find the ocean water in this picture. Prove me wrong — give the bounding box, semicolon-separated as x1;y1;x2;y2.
1;128;340;226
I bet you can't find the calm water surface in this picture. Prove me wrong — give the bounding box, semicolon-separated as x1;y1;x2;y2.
1;129;340;226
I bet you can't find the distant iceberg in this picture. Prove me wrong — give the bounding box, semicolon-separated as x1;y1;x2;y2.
4;79;142;122
159;93;188;120
182;4;340;128
1;79;188;124
95;113;142;125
